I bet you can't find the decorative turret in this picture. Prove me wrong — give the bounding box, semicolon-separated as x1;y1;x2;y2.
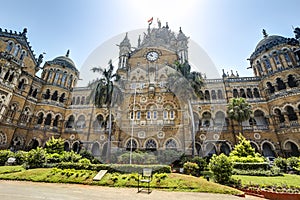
177;27;189;64
118;33;131;69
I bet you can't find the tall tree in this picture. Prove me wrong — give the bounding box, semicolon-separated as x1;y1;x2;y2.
89;60;122;162
227;97;252;138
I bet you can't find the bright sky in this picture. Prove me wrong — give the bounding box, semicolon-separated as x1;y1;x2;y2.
1;0;300;81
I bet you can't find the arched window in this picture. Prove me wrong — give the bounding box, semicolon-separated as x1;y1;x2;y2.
76;96;80;105
81;96;85;105
253;88;260;98
6;103;18;119
93;115;105;130
44;113;52;126
44;89;50;99
274;109;285;124
37;113;44;124
72;97;75;105
246;88;253;98
19;50;26;61
220;143;231;156
211;90;216;100
13;44;20;57
6;41;14;52
51;91;58;101
18;79;26;90
61;72;67;86
286;106;298;121
284;52;291;63
263;58;272;71
66;115;75;128
165;139;177;149
217;89;223;99
240;88;246;98
253;110;268;126
204;90;210;100
0;132;7;146
59;93;65;103
76;115;86;129
8;72;14;82
202;111;211;127
277;78;286;90
126;139;137;151
266;82;275;94
53;70;60;84
233;89;239;98
53;115;60;127
47;70;53;82
91;143;100;157
20;107;31;123
68;75;73;88
287;75;297;88
145;139;157;151
215;111;225;125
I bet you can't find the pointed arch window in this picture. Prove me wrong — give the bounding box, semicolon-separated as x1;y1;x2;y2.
276;78;286;90
13;44;20;56
287;75;297;88
6;41;14;52
37;113;44;124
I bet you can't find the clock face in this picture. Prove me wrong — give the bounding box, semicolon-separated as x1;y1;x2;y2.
146;51;159;62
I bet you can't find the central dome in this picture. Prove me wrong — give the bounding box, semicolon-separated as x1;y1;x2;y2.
255;35;286;51
49;50;78;71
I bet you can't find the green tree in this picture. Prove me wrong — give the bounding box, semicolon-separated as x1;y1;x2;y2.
227;97;252;142
209;154;233;184
89;60;123;162
44;136;65;154
229;133;264;163
26;147;46;168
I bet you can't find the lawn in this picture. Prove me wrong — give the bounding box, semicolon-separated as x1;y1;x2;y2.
233;174;300;187
0;166;243;195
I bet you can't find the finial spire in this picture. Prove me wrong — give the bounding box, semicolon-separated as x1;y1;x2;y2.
262;29;268;38
22;28;27;36
179;27;182;33
66;50;70;57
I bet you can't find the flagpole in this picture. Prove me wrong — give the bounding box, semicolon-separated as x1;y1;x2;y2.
129;86;137;165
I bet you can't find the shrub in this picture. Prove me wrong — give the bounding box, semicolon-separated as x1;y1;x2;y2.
183;162;199;176
287;157;300;170
191;156;207;171
157;150;183;164
0;150;14;166
232;162;270;170
46;153;62;163
229;134;264;163
78;158;91;165
26;147;46;168
233;166;282;176
117;151;158;164
44;137;64;154
274;157;287;172
79;149;95;162
61;151;82;162
14;151;28;165
209;154;233;184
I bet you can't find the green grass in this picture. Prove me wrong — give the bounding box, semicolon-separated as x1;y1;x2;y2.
0;166;243;195
233;174;300;187
0;166;25;174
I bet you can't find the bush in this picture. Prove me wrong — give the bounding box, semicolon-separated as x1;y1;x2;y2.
61;151;82;162
79;149;95;162
232;162;270;170
46;153;62;163
26;147;46;168
117;151;158;164
274;157;287;172
0;150;14;166
183;162;199;176
209;154;233;184
14;151;28;165
44;137;64;154
287;157;300;170
157;150;183;164
233;166;282;176
78;158;91;165
191;156;207;171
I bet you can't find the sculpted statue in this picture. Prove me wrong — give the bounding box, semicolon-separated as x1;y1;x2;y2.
294;27;300;39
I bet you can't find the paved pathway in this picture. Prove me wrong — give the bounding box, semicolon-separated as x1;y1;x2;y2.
0;180;266;200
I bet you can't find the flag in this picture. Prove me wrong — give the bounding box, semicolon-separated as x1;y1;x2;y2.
147;17;153;25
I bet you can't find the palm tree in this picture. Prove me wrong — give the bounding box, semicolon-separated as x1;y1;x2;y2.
89;59;122;162
168;61;205;157
227;97;252;141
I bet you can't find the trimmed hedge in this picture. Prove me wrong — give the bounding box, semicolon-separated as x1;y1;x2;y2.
57;162;171;174
233;167;282;176
233;162;269;170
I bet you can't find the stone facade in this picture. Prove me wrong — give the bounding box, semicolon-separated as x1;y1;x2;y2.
0;25;299;159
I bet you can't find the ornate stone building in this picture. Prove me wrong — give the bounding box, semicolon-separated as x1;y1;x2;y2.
0;24;299;159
